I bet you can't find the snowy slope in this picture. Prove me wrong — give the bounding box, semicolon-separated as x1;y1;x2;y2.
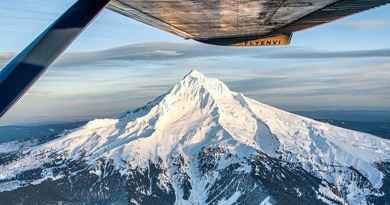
1;70;390;204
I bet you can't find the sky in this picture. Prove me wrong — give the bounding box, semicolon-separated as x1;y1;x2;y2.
0;0;390;125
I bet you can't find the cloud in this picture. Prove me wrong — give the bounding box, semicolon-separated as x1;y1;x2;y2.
59;43;390;64
54;42;245;67
2;42;390;70
50;43;390;64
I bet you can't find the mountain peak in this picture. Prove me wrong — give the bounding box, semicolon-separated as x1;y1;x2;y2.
120;70;232;120
170;70;231;100
184;69;205;79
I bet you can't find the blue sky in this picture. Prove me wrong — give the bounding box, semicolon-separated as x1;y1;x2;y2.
0;0;390;125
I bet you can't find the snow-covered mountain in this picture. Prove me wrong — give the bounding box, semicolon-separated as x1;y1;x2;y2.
1;70;390;205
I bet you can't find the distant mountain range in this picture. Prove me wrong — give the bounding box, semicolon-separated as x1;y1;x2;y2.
0;70;389;205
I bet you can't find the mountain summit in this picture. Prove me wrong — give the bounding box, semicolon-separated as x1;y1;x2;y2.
1;70;390;205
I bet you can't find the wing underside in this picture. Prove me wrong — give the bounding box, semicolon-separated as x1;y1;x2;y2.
108;0;390;46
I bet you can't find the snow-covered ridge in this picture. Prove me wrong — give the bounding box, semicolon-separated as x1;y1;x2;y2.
1;70;390;202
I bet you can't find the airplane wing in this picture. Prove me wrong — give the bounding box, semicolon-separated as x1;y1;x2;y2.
108;0;390;46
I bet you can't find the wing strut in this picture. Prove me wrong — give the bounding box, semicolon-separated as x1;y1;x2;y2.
0;0;111;118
